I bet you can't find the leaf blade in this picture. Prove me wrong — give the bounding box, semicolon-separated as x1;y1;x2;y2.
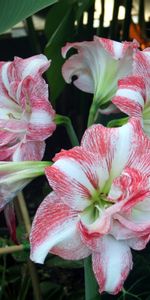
0;0;58;34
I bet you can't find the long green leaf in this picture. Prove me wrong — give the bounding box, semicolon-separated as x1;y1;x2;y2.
45;1;75;104
0;0;58;34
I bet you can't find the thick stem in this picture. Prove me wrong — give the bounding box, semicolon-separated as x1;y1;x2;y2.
0;161;51;172
84;256;101;300
54;114;79;146
0;244;26;255
17;192;31;237
87;102;99;127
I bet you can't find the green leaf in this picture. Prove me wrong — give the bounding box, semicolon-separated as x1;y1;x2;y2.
107;117;128;128
44;1;76;104
0;0;58;34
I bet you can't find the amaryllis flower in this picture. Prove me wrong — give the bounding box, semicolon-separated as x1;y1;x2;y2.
0;55;56;161
62;36;138;113
0;161;50;241
30;119;150;295
112;48;150;137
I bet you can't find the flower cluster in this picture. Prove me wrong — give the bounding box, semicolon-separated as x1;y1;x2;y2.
2;36;150;295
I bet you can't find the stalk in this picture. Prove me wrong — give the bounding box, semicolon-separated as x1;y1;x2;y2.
84;257;101;300
87;101;99;127
54;114;79;146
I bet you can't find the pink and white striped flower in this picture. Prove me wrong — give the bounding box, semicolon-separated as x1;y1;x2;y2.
62;36;138;111
112;48;150;137
30;118;150;295
0;55;56;161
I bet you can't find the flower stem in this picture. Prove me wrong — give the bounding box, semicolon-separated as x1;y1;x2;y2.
0;244;28;255
84;256;101;300
87;101;99;127
0;161;52;172
54;114;79;147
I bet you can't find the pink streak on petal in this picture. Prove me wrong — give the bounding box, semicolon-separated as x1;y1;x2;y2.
30;192;90;263
92;235;133;294
12;141;45;161
112;75;145;117
46;146;109;210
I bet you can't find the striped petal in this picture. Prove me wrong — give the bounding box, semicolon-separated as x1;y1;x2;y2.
30;192;90;264
13;55;50;80
12;141;45;161
115;196;150;235
45;147;109;211
108;167;150;206
133;48;150;100
81;118;144;180
17;76;56;141
133;49;150;136
62;36;138;106
92;235;133;294
112;76;146;117
111;220;150;248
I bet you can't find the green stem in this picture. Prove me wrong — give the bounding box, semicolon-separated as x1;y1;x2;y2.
0;161;52;172
87;102;99;127
54;114;79;147
84;256;101;300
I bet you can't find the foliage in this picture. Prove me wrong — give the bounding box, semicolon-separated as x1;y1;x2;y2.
0;0;58;34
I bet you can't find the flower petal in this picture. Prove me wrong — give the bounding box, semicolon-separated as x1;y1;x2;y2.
108;167;150;206
133;48;150;99
114;196;150;235
13;55;50;80
30;192;90;263
81;118;144;180
92;235;133;294
12;141;45;161
111;220;150;249
0;177;31;211
45;147;109;210
126;234;150;250
112;76;145;117
62;37;138;106
16;76;56;141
